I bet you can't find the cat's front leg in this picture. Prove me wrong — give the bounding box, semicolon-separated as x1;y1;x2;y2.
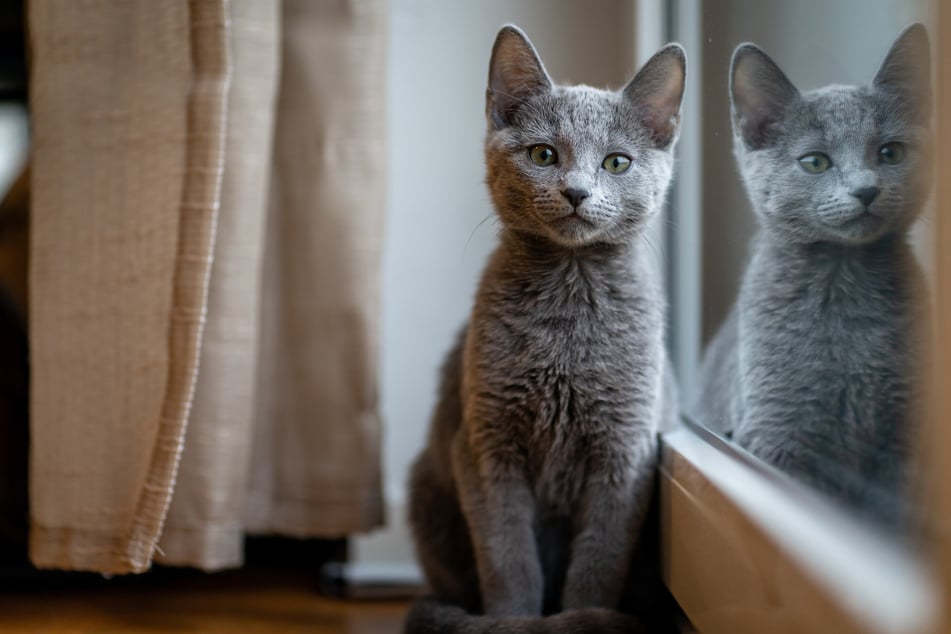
451;431;544;616
561;441;655;610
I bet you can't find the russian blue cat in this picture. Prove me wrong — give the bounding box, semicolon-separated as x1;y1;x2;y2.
695;24;931;527
404;25;685;633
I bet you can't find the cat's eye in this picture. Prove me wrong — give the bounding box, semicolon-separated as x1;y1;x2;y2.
528;145;558;166
878;142;906;165
798;152;832;174
602;153;632;174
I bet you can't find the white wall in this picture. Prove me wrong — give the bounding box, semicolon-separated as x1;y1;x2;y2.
357;0;638;563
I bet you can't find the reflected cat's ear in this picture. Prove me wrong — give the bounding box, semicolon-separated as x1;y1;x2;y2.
874;23;931;121
730;44;799;150
486;25;553;130
623;44;686;149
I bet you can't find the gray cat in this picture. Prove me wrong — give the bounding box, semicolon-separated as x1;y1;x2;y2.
404;25;685;634
695;24;931;527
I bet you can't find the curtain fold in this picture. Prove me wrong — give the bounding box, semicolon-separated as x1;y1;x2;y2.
157;0;280;572
29;0;230;573
27;0;387;573
244;0;387;538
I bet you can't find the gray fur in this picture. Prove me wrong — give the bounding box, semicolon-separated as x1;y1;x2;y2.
405;599;643;634
405;25;684;633
695;24;931;527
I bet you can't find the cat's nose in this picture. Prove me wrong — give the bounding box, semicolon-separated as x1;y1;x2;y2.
850;186;880;207
561;188;591;208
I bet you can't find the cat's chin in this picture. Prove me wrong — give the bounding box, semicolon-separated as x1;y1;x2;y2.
543;213;608;247
818;210;890;245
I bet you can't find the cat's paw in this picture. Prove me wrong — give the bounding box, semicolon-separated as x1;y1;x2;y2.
546;608;645;634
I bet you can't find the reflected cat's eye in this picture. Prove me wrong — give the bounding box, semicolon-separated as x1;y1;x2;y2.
878;142;906;165
603;153;632;174
798;152;832;174
529;144;558;166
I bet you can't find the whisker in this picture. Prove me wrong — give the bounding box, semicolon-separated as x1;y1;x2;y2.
463;213;496;261
640;231;664;259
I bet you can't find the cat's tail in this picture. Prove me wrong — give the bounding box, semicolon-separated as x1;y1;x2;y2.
403;598;644;634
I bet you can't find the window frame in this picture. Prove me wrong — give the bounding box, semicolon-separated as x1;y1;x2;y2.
658;1;950;631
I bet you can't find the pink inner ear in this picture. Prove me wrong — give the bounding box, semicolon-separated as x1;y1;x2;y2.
648;84;682;122
638;66;684;146
732;56;777;117
487;31;553;128
490;30;551;98
729;49;799;149
496;58;545;97
622;45;685;147
732;64;758;107
644;99;680;144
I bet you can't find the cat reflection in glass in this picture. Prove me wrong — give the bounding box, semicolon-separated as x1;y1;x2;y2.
695;24;932;529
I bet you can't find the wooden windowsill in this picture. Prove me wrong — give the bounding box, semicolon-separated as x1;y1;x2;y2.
660;424;938;634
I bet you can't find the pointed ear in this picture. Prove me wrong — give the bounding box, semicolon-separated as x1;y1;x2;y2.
623;43;686;149
486;25;553;129
874;23;931;121
730;44;799;150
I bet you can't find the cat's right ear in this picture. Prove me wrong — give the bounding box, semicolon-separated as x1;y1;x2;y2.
730;44;799;150
486;25;553;130
874;23;931;122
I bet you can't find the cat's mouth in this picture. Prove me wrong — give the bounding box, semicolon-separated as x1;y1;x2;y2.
551;210;599;231
557;210;595;222
544;209;604;245
820;209;888;241
826;209;883;229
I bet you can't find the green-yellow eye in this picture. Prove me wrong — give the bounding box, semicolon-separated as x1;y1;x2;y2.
879;141;906;165
602;153;632;174
529;145;558;166
798;152;832;174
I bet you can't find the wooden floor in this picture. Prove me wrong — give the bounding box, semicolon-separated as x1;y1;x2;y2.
0;567;410;634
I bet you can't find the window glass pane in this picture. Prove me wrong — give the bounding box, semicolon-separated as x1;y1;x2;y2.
685;0;933;535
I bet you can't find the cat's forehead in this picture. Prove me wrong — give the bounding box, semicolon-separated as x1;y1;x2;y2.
513;85;643;146
794;84;906;144
802;85;875;123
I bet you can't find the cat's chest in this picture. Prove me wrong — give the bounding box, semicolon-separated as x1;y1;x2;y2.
466;262;661;499
744;248;911;350
478;270;655;381
740;246;918;419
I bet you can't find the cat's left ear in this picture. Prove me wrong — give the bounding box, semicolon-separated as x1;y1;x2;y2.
873;23;931;121
623;44;686;149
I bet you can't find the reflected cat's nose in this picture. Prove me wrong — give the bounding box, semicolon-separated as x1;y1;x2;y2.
561;188;591;208
850;186;880;207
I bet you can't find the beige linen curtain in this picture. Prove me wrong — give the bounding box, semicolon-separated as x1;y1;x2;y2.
243;0;386;539
28;0;386;574
156;0;281;571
